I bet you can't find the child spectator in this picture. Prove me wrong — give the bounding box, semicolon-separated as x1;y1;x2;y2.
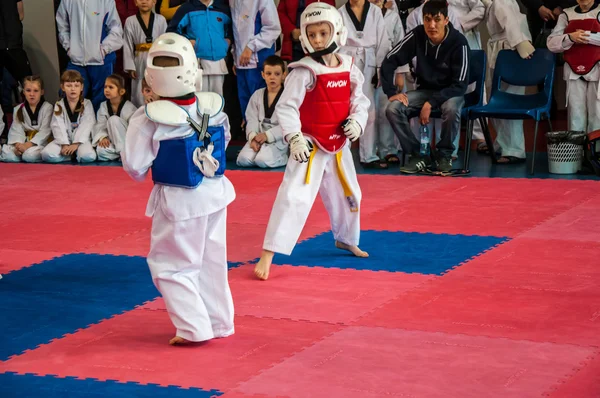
236;55;288;168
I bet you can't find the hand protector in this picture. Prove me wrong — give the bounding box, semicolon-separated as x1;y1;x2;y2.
288;132;311;163
193;143;220;177
342;119;362;142
515;41;535;59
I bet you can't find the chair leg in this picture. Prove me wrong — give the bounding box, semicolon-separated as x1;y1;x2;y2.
547;117;553;133
463;119;473;171
531;119;540;175
479;117;497;163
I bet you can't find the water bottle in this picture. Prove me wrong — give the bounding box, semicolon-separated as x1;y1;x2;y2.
419;124;430;157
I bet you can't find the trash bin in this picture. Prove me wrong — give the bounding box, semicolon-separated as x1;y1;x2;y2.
546;131;586;174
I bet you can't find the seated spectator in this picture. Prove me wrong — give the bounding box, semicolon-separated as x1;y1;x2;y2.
382;0;469;173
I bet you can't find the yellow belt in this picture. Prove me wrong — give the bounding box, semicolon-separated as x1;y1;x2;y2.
305;145;358;212
135;43;153;53
26;129;38;141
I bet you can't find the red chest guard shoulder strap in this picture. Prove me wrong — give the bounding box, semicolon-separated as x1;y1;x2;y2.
288;54;353;153
563;7;600;75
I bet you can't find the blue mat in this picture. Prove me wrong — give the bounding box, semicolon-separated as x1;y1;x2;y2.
273;230;509;275
0;254;158;360
0;372;222;398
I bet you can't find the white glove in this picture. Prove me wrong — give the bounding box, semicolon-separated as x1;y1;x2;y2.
516;41;535;59
288;132;311;163
342;119;362;142
193;143;219;177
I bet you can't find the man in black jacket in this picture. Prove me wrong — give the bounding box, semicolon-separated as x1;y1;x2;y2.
382;0;469;173
519;0;576;40
0;0;32;84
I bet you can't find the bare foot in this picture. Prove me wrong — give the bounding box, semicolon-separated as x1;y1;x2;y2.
169;336;191;345
254;250;275;280
335;241;369;257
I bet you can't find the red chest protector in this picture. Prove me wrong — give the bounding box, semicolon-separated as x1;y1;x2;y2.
288;54;353;153
563;6;600;75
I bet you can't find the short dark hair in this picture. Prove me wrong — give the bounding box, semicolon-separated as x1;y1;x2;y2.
422;0;449;18
263;55;286;72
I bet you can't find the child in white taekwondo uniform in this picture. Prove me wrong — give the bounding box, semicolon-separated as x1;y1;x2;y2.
339;0;390;169
123;0;168;107
236;55;288;168
93;74;138;161
547;0;600;135
122;33;236;345
482;0;536;163
42;70;97;163
370;0;405;164
0;76;53;163
254;3;371;281
230;0;281;118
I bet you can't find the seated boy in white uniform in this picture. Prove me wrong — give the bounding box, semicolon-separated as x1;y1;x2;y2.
122;33;236;345
236;55;289;168
254;3;371;281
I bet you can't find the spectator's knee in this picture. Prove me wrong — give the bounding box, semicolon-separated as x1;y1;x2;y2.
441;96;463;116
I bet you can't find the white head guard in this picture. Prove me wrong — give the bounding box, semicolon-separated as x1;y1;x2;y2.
300;2;347;56
145;33;203;98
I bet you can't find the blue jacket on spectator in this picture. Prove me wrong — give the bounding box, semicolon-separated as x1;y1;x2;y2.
167;0;232;62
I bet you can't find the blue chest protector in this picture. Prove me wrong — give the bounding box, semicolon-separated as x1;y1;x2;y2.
147;93;227;188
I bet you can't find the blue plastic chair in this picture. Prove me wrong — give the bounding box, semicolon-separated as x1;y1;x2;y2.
466;49;556;174
410;50;486;173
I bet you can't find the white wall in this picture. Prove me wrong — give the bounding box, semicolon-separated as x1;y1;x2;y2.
21;0;62;103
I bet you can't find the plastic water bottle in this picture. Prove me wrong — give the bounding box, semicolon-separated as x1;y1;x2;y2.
419;124;430;157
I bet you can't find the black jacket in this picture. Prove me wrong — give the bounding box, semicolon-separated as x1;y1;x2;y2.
0;0;23;49
381;23;469;109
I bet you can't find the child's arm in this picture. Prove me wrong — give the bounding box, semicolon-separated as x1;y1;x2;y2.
122;102;138;124
50;104;71;145
122;110;159;182
493;0;535;58
30;103;54;146
273;69;310;142
381;31;417;98
160;0;182;22
460;0;486;32
166;3;190;33
277;0;297;45
123;20;136;76
546;13;572;53
246;0;281;54
244;91;262;142
55;0;71;54
74;101;97;145
347;64;370;134
100;2;124;57
7;105;26;145
92;104;109;146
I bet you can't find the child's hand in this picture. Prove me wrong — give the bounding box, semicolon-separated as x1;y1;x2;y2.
225;38;231;47
128;70;138;79
250;139;261;152
569;29;590;44
240;46;253;66
190;39;196;48
98;137;111;148
13;143;24;156
61;143;79;156
254;132;268;144
291;28;301;41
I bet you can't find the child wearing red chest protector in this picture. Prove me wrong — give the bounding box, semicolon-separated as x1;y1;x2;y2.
254;2;371;281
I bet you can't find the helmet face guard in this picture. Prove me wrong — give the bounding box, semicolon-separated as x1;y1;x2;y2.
299;3;348;57
145;33;200;98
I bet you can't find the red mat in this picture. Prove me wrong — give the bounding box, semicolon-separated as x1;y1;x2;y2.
0;309;340;391
0;249;64;274
522;199;600;242
446;238;600;280
355;274;600;346
233;326;596;398
81;229;150;257
143;266;433;324
0;214;150;252
362;200;562;237
548;352;600;397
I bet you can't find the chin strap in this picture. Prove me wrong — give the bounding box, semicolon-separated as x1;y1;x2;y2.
310;42;339;65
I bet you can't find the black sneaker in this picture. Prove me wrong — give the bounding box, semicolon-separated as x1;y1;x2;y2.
400;156;429;174
436;157;453;172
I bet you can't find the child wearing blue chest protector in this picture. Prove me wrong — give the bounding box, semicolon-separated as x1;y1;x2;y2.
122;33;236;345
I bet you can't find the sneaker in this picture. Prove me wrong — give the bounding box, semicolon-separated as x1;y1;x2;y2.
400;156;429;174
436;157;453;172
